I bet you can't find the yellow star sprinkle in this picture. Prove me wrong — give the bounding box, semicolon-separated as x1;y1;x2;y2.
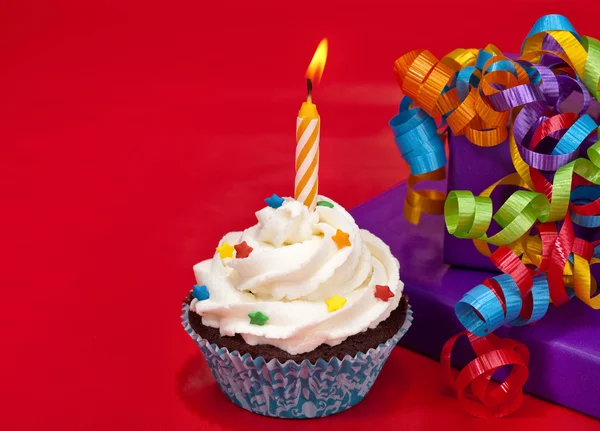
216;242;235;259
325;294;347;313
331;229;351;249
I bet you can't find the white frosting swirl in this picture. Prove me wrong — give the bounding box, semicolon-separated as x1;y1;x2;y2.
190;196;403;355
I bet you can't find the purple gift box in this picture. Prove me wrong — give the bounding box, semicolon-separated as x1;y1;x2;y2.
444;132;513;272
350;181;600;419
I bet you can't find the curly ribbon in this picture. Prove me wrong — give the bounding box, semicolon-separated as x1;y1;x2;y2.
394;49;526;147
390;99;447;224
391;14;600;417
583;36;600;99
455;258;550;336
404;168;446;224
445;147;600;250
441;331;529;418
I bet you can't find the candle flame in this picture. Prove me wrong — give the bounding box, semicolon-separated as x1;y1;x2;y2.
306;38;328;85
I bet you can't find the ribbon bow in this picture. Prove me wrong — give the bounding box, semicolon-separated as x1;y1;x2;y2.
390;14;600;417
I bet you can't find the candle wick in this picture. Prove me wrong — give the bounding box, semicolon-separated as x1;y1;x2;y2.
306;78;313;102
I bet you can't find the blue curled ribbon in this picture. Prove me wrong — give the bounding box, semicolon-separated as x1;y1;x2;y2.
571;185;600;227
552;114;598;155
455;274;550;336
456;66;479;101
521;14;582;53
476;50;495;71
389;97;446;175
487;59;519;77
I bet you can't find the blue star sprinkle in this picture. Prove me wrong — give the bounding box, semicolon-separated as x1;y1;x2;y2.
264;194;285;209
193;284;210;301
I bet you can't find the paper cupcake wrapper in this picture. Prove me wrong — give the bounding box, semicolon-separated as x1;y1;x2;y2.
181;304;413;418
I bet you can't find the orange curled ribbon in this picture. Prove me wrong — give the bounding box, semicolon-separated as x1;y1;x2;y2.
394;48;528;148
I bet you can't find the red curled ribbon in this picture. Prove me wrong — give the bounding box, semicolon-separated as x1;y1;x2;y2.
548;213;575;306
441;331;530;418
490;246;535;320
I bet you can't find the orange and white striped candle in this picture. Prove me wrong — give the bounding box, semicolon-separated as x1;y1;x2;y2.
295;39;327;210
295;92;320;210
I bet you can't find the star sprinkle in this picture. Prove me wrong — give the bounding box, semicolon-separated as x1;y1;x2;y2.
374;285;395;302
248;311;269;326
325;294;347;313
331;229;351;249
216;242;235;259
234;241;253;259
265;194;285;209
193;284;210;301
316;201;334;208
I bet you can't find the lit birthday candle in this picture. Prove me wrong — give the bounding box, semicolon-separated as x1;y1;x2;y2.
295;38;328;210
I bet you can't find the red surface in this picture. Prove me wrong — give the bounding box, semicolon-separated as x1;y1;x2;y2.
3;1;600;429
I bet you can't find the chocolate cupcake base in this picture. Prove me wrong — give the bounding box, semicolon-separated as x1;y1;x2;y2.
185;293;409;363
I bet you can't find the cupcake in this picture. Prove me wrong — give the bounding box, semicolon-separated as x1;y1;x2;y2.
182;194;412;418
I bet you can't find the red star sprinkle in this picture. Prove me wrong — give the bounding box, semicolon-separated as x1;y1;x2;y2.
374;285;395;302
234;241;253;259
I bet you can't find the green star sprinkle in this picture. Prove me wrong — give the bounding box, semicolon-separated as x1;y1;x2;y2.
316;201;334;208
248;311;269;326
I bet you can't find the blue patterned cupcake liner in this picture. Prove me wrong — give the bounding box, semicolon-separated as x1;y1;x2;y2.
181;304;413;418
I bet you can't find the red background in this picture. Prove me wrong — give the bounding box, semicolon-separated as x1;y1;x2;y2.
3;1;600;429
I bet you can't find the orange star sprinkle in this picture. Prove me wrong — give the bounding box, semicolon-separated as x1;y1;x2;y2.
331;229;351;249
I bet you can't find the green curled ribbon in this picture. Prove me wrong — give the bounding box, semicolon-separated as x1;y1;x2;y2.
445;129;600;247
445;190;550;246
587;135;600;167
445;191;492;239
583;36;600;99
